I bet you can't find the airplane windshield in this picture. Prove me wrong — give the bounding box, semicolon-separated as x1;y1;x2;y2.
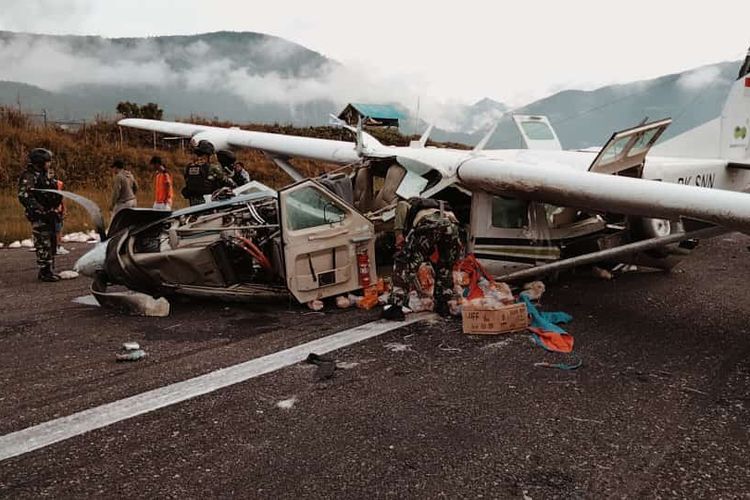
520;121;555;140
286;186;346;231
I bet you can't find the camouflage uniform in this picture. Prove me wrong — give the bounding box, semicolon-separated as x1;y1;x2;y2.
18;163;62;276
182;160;235;206
391;209;463;312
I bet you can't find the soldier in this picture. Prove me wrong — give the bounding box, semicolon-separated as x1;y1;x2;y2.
389;198;464;315
182;141;234;206
17;148;64;282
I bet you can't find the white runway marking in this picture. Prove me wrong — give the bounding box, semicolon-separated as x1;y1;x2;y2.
0;313;434;462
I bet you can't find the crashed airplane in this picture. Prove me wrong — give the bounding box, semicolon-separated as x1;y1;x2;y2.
67;49;750;304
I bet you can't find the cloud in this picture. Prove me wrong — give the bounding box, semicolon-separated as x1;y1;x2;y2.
0;31;511;131
0;0;93;33
677;65;725;90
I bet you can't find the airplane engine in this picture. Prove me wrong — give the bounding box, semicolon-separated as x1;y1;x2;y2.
190;131;230;152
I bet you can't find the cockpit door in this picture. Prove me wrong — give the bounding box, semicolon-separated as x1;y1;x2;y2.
589;118;671;175
279;179;376;303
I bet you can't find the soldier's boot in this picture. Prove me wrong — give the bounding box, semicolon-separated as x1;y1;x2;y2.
38;266;61;282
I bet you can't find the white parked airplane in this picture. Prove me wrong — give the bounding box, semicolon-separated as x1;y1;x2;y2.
112;49;750;286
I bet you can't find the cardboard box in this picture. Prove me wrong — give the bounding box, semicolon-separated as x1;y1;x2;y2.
461;302;529;335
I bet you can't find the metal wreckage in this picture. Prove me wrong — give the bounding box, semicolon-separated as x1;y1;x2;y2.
50;50;750;313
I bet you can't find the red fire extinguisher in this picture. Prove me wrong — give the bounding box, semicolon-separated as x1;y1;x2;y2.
356;247;371;288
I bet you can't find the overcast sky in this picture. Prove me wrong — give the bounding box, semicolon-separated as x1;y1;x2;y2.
2;0;749;106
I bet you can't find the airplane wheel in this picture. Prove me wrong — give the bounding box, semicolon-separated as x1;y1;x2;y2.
641;217;672;238
629;217;688;269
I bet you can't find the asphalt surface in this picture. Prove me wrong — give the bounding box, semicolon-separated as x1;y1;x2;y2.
0;235;749;498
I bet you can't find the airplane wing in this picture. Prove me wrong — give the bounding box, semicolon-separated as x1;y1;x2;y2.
118;118;369;165
457;156;750;233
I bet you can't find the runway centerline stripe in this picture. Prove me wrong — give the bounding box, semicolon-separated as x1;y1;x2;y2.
0;313;435;462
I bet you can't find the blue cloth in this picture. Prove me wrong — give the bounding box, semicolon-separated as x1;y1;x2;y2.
520;294;572;333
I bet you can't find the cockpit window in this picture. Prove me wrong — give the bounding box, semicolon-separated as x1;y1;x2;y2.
520;121;555;140
286;186;346;231
628;128;659;157
599;135;631;164
492;196;528;229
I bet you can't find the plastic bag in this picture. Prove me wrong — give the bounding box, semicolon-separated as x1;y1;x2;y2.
521;281;546;301
307;299;324;311
408;290;434;312
336;295;352;309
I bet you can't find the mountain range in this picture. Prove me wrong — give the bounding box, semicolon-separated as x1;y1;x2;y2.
0;30;740;149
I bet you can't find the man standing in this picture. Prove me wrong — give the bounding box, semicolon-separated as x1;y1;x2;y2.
150;155;173;210
17;148;63;282
110;159;138;220
182;140;234;206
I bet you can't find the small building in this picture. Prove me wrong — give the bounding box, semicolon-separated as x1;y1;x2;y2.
338;103;405;128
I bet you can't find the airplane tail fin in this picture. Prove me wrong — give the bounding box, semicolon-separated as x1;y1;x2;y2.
653;48;750;159
718;49;750;160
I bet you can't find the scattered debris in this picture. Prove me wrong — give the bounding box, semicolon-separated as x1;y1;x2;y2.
612;263;638;274
122;341;140;351
407;290;434;313
382;304;406;321
305;352;337;381
591;266;614;280
276;397;298;410
92;289;170;317
462;302;528;335
336;361;359;370
356;286;379;310
521;294;581;370
72;295;100;307
335;295;352;309
480;339;513;350
58;270;79;280
438;342;462;352
307;299;324;311
384;342;413;352
58;231;101;244
8;241;21;249
20;239;34;248
116;349;146;362
520;281;546;301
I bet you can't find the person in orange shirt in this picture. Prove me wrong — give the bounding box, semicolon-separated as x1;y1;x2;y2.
151;156;173;210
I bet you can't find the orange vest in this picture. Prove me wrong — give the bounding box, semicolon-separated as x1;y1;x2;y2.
154;171;173;205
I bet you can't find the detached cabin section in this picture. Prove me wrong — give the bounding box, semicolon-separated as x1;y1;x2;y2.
338;103;405;128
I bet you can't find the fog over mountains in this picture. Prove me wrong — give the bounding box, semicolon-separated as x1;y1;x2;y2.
0;30;740;149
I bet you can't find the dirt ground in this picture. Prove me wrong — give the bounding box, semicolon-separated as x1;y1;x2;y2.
0;235;749;498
